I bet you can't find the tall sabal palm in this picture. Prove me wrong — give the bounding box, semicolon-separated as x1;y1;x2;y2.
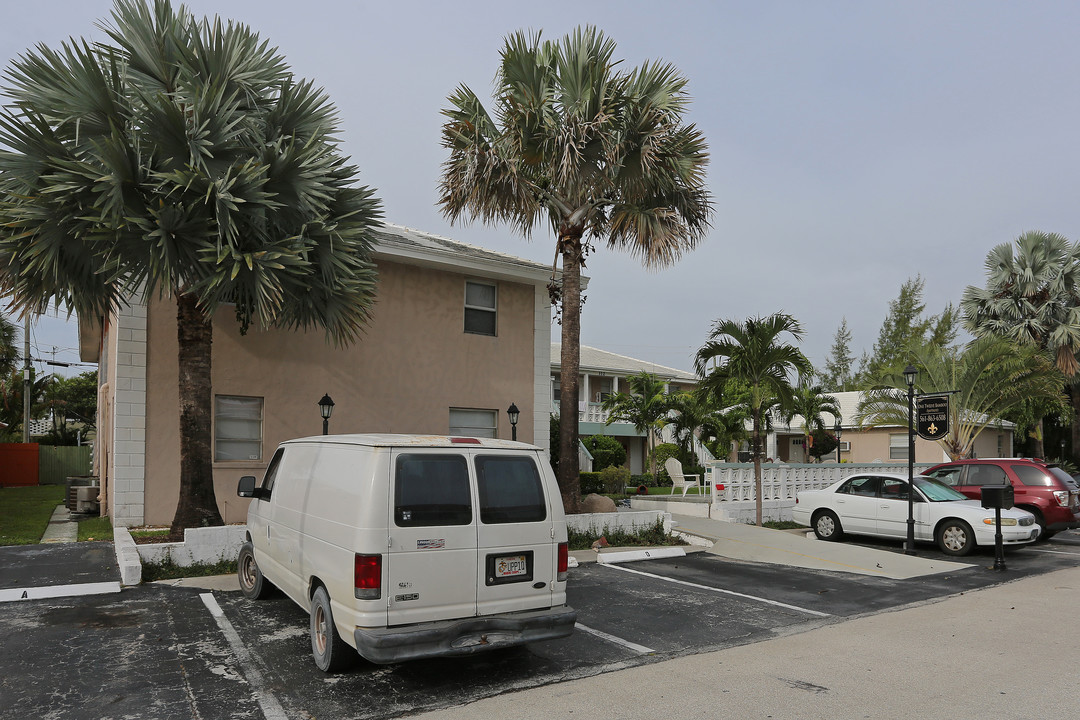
695;314;811;525
0;1;381;536
439;27;713;512
962;231;1080;376
961;230;1080;455
857;337;1066;460
781;380;840;463
601;371;671;479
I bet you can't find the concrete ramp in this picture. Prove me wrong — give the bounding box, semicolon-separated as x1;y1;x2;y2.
673;516;973;579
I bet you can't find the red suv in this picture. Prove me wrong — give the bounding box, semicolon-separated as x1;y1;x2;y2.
924;458;1080;540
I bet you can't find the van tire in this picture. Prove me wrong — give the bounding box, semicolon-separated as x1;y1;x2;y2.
310;586;354;672
237;542;273;600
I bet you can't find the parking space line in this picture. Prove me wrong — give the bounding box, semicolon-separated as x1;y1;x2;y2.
575;623;655;655
599;564;831;618
200;593;289;720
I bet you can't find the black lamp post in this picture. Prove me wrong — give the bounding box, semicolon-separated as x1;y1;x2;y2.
903;365;918;555
834;418;843;464
319;394;335;436
507;402;520;442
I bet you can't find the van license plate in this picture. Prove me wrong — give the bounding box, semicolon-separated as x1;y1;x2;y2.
495;555;528;578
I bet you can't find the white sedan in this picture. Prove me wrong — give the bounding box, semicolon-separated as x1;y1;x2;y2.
792;473;1039;556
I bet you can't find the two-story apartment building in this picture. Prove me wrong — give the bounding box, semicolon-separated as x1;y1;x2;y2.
551;343;699;474
80;223;555;526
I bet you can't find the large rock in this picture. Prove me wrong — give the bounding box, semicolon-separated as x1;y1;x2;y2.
581;493;617;513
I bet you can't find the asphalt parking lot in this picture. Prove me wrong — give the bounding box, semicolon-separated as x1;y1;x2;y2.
1;530;1079;720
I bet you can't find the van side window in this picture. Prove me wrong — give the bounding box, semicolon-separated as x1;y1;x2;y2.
261;447;285;497
395;455;472;527
476;456;547;524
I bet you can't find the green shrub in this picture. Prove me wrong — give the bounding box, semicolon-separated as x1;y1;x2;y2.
631;473;654;487
582;435;627;471
579;472;604;494
598;465;631;494
142;556;237;582
567;517;687;550
648;443;683;485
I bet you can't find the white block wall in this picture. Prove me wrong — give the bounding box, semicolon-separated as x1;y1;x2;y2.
111;300;148;527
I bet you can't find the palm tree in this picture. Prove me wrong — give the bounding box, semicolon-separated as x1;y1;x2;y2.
695;314;811;525
962;231;1080;375
438;27;713;512
0;311;16;381
961;230;1080;456
665;390;710;464
0;1;381;536
781;380;840;463
601;371;671;479
857;337;1066;460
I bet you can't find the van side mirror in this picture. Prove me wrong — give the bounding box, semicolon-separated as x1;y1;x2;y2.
237;475;264;499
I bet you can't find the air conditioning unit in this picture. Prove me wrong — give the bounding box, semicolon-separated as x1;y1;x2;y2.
839;441;851;451
76;485;100;514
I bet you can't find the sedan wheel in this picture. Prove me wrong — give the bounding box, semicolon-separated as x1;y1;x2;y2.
936;519;976;556
813;510;843;541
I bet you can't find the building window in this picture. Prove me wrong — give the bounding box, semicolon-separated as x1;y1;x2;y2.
889;433;908;460
464;281;496;336
449;408;497;438
552;376;561;404
215;395;263;461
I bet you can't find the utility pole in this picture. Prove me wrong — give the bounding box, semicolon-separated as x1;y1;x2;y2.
22;314;31;443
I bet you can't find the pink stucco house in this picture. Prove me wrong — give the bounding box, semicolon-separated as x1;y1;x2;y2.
79;224;555;526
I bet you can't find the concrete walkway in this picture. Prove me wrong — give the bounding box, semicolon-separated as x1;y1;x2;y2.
39;505;78;544
672;515;973;579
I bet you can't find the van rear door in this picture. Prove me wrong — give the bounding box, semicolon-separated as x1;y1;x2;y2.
386;451;478;625
474;452;555;615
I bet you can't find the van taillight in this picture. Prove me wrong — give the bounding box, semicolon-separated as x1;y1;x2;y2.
557;542;568;582
355;553;382;600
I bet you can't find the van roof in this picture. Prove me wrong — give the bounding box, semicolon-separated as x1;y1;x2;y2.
281;434;541;450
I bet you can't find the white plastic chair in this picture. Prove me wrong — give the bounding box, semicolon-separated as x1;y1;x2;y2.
665;457;700;496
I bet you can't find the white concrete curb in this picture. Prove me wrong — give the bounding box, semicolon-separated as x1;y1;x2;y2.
112;526;142;586
596;547;686;564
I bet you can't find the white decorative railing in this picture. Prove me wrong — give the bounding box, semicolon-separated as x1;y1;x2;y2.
579;403;612;424
706;462;936;503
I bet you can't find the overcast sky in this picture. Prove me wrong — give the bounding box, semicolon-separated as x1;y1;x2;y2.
5;0;1080;378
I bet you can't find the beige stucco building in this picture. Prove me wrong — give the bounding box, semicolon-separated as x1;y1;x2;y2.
765;391;1015;465
81;224;556;526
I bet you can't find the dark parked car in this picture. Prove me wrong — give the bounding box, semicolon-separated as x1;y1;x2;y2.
923;458;1080;539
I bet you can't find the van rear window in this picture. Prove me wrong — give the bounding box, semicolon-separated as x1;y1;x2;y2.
395;455;472;527
476;456;546;524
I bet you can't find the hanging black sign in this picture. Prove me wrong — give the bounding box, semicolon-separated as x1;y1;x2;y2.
916;395;950;440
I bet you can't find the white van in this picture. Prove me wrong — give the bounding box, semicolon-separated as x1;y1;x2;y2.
236;434;576;671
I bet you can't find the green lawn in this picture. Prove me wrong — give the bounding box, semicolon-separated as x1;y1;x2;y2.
77;515;113;541
0;485;65;545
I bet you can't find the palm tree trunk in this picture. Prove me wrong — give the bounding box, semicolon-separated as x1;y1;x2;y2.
170;292;224;538
752;410;763;526
557;231;584;514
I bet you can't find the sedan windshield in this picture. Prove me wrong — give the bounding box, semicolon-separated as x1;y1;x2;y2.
914;476;969;502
